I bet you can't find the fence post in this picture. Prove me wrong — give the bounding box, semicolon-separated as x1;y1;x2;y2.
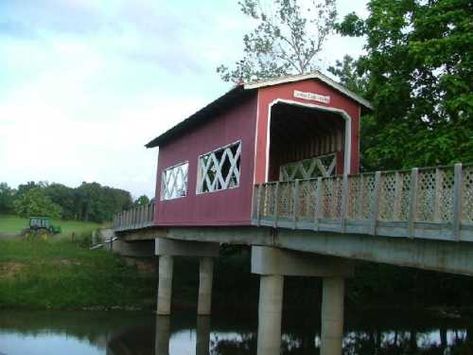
452;163;463;241
434;168;443;222
314;177;323;231
273;182;280;228
293;180;300;229
393;172;402;220
141;205;145;226
371;171;382;236
340;174;349;233
358;174;365;219
408;168;419;238
257;185;263;226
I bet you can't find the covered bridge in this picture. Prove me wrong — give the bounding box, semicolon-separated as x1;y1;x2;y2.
146;72;371;227
112;72;473;355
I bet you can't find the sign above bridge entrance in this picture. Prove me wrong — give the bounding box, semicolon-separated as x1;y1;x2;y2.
293;89;331;104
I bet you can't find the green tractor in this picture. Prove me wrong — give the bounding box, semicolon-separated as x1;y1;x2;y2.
22;217;62;239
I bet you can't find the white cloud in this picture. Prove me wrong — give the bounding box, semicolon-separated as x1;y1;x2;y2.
0;0;368;199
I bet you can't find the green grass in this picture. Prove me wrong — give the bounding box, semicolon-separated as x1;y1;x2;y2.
0;214;101;237
0;237;156;310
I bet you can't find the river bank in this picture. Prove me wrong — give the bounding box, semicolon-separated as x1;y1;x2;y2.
0;236;156;310
3;237;473;315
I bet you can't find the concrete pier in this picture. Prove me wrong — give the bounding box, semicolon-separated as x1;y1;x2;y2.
155;238;219;316
155;316;171;355
157;255;174;315
256;274;284;355
197;257;214;315
321;277;345;355
196;316;211;355
251;246;353;355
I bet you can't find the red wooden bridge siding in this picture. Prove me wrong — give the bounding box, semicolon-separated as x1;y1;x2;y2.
153;77;364;227
154;94;258;226
254;79;362;185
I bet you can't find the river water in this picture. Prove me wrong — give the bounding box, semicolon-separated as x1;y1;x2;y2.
1;308;472;354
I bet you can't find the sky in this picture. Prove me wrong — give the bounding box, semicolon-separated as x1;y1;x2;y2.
0;0;368;199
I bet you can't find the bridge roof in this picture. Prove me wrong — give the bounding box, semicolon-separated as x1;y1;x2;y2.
145;72;372;148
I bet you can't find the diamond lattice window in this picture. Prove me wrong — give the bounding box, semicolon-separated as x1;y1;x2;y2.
197;141;241;193
161;162;188;200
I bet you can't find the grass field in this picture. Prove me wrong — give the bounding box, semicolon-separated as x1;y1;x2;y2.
0;214;102;237
0;237;156;310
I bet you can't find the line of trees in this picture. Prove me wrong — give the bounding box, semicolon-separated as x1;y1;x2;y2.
219;0;473;170
0;181;150;223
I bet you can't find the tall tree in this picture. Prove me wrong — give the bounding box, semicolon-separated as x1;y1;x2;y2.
0;183;15;214
13;187;62;218
134;195;150;206
44;183;76;220
75;182;132;223
217;0;336;83
336;0;473;170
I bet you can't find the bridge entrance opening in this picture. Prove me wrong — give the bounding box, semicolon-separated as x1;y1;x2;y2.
268;102;348;182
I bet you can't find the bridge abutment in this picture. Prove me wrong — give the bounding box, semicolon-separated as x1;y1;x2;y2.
155;238;219;315
251;246;353;355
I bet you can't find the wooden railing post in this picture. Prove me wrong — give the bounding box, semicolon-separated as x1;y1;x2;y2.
434;168;443;222
313;177;323;231
292;180;300;229
256;185;263;226
340;174;349;233
273;182;280;228
393;172;402;220
371;171;382;236
452;163;463;240
408;168;419;238
358;174;365;219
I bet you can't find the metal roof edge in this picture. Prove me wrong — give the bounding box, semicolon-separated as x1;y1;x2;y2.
243;71;373;110
145;84;251;148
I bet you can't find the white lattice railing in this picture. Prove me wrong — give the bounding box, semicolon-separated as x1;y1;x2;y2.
253;163;473;241
113;203;155;232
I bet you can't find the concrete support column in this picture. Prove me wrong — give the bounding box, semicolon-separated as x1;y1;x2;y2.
321;277;345;355
257;274;284;355
157;255;174;315
197;257;214;315
155;316;171;355
196;316;211;355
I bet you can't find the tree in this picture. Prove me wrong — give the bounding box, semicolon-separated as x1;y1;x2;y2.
217;0;336;83
75;182;133;223
44;183;76;220
13;187;62;218
327;55;368;95
134;195;150;206
0;183;15;214
336;0;473;170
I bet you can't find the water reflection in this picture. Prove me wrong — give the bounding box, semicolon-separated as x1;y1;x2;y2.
155;316;170;355
0;309;472;354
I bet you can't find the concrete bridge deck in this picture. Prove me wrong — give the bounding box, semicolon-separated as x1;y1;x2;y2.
113;163;473;276
111;163;473;355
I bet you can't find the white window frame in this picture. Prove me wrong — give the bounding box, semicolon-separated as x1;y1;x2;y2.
196;140;242;194
161;161;189;201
